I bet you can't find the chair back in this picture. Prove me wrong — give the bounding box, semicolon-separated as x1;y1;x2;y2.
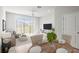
31;34;43;46
62;34;72;44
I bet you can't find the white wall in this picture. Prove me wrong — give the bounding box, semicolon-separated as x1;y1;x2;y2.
0;7;4;49
0;7;4;31
6;12;16;31
32;17;40;33
40;12;55;31
3;7;33;18
55;6;79;40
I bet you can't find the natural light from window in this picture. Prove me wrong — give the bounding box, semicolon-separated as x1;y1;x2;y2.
16;15;33;34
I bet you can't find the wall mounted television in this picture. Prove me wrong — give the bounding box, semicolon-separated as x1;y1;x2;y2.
43;24;52;30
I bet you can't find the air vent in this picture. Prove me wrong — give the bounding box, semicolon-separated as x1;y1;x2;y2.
37;6;42;8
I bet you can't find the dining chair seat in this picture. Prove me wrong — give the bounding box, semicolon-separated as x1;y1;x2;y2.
56;48;69;53
29;46;42;53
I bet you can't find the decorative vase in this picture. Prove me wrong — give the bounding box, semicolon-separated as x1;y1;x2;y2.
48;42;55;48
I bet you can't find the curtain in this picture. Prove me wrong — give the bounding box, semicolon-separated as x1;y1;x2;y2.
16;15;33;34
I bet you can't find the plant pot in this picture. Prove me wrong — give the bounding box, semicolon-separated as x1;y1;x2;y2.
48;42;55;48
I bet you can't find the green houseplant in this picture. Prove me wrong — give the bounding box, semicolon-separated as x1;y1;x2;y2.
47;30;57;44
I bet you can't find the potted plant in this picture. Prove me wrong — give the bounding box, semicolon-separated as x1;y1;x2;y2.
47;29;57;47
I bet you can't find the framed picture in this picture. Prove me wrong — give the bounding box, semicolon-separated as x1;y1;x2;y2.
2;19;6;31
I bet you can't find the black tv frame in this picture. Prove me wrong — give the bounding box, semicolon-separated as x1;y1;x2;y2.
43;24;52;30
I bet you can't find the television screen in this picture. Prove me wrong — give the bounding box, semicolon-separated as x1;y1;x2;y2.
43;24;52;30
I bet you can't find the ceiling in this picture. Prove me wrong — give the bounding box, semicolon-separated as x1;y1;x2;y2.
8;6;55;11
3;6;79;17
3;6;55;17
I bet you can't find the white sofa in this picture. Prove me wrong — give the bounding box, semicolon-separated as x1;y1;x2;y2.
9;43;32;53
9;34;44;53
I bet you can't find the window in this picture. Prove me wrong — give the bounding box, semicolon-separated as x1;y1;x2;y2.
16;15;33;34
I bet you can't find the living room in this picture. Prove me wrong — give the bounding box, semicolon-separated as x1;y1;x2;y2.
0;6;56;53
0;6;79;53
